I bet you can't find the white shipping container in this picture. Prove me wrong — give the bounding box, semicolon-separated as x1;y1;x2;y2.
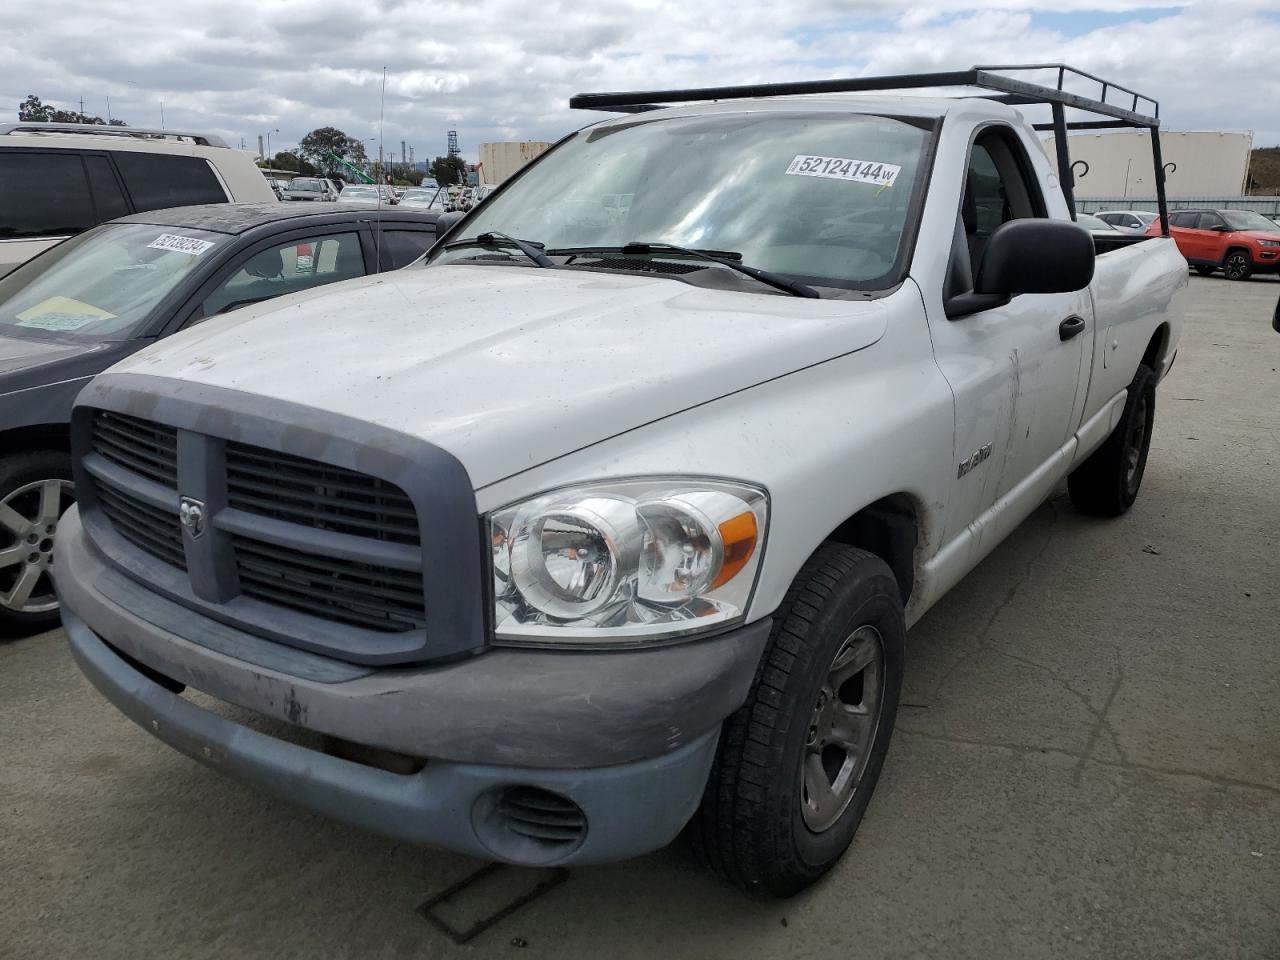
1040;130;1253;199
478;141;552;185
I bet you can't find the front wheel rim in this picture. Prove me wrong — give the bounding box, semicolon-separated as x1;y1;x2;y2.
0;479;75;614
800;624;884;833
1225;255;1247;279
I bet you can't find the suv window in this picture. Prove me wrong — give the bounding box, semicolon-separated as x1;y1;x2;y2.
198;232;365;318
84;155;130;222
375;228;436;270
1197;212;1226;230
1169;211;1200;228
0;152;96;239
112;152;227;212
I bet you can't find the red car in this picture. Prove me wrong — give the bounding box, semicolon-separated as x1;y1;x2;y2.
1149;208;1280;280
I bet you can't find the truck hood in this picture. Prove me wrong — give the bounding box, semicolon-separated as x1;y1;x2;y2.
110;264;898;488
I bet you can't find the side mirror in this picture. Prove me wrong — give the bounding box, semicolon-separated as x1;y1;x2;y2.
976;219;1095;296
947;219;1094;319
1212;224;1231;232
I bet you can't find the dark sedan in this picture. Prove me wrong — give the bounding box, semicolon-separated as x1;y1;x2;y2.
0;202;440;631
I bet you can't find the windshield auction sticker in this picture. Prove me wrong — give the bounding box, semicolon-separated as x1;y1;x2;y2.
785;155;901;187
147;233;215;256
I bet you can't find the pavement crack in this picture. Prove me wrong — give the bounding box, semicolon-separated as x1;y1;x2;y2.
897;727;1280;799
930;498;1061;702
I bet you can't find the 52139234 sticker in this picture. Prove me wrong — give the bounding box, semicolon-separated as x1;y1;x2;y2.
785;155;901;187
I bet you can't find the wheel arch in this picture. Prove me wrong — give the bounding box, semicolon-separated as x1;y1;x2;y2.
0;422;71;458
822;493;920;605
1141;322;1171;371
1221;245;1252;266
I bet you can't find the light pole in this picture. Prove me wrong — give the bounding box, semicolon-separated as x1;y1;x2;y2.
266;128;279;160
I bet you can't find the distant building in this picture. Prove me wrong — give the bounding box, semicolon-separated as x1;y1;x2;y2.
478;141;551;185
1042;130;1253;199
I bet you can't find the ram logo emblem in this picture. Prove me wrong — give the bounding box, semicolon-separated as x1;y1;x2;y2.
957;443;993;478
178;496;206;539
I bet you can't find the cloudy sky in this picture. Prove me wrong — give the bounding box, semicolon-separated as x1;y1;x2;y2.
3;0;1278;164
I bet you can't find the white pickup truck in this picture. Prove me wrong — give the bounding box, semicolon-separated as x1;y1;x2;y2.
55;67;1186;896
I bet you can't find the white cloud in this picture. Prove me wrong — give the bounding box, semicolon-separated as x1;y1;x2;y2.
1;0;1277;164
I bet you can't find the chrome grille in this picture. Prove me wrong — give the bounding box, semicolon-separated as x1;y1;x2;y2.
91;411;178;487
225;442;419;545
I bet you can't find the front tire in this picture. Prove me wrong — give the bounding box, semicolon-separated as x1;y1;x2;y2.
0;451;75;635
1068;363;1156;516
689;543;904;897
1222;250;1253;281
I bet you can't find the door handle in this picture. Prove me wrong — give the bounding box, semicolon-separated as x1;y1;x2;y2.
1059;315;1087;341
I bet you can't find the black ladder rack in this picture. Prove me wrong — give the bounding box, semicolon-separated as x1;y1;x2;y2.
570;64;1168;233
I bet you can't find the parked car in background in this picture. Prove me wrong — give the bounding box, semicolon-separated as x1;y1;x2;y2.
1150;208;1280;280
1094;210;1158;235
338;184;398;207
265;178;288;200
284;178;339;202
1077;213;1120;236
0;122;274;278
0;203;440;631
399;186;449;211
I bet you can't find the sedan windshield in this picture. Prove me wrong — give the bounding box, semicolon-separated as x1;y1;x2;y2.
342;186;379;198
1223;210;1280;233
435;111;933;289
0;223;220;341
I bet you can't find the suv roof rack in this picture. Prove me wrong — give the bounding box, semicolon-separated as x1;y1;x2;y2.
570;64;1169;233
0;122;229;149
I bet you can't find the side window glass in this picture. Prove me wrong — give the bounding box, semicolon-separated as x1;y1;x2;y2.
112;152;227;212
1170;212;1195;228
1197;213;1223;230
84;155;130;222
198;232;365;319
965;145;1007;238
0;151;96;238
375;229;436;270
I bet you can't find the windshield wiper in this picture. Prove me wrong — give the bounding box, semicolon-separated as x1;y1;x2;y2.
442;231;552;267
548;242;820;298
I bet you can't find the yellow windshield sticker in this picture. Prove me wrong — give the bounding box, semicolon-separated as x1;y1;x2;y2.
16;295;116;331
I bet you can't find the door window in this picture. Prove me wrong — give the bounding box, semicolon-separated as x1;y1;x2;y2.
112;152;227;212
1197;212;1226;231
198;232;365;318
0;151;96;239
374;228;436;270
1169;212;1199;229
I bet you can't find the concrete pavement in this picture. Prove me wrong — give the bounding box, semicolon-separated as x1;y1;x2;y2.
2;275;1277;959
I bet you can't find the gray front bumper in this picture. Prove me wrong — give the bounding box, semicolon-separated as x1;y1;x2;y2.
56;507;772;864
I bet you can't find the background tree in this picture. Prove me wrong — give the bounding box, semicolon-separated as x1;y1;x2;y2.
18;94;124;125
258;151;317;176
298;127;367;177
429;155;467;186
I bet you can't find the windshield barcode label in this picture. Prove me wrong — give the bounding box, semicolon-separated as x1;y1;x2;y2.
147;234;215;256
785;155;901;187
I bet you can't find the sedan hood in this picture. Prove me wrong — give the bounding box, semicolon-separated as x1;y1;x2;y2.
108;265;900;487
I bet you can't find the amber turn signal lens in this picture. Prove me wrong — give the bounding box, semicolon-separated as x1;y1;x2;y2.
712;511;758;589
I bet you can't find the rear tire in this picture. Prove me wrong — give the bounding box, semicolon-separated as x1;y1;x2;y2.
0;450;75;635
1068;363;1156;516
1193;265;1215;277
688;543;904;897
1222;250;1253;281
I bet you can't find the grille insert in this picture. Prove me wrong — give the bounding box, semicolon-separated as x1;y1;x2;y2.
231;535;425;633
225;442;419;545
91;411;178;488
94;481;185;570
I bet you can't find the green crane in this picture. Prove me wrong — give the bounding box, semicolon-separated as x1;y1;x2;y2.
323;152;374;184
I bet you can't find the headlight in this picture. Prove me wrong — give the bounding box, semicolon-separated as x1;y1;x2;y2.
490;479;768;646
1258;239;1280;248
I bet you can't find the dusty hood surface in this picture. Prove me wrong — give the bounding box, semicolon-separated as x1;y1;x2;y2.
109;264;898;487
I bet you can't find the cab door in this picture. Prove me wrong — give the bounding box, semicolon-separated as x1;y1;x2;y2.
925;127;1092;545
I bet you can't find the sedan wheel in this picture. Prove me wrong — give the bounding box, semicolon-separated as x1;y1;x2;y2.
1222;252;1252;281
0;479;75;616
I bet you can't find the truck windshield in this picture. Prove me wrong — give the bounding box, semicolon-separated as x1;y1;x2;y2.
0;222;220;341
435;111;933;289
